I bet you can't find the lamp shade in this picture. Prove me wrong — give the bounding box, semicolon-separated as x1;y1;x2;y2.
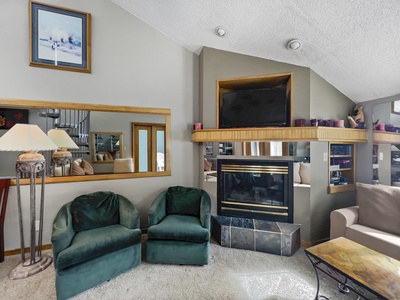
47;129;79;150
0;124;58;152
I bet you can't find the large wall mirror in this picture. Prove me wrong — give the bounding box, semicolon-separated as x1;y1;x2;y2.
0;98;171;184
372;100;400;186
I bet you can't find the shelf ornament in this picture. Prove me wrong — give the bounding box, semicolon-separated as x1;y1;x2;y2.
348;105;365;129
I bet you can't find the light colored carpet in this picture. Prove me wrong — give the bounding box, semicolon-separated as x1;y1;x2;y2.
0;240;349;300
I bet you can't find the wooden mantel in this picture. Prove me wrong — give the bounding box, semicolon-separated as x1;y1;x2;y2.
192;127;368;143
373;130;400;144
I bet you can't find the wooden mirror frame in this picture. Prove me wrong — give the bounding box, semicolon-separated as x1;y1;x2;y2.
0;98;171;185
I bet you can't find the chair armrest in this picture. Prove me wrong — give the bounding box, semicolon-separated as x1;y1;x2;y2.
51;203;75;268
148;190;167;226
118;195;140;229
330;206;359;239
200;191;211;229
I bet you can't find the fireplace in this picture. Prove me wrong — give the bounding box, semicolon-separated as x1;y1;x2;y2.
217;157;294;223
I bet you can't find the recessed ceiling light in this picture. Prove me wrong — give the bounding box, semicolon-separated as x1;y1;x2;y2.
287;39;302;50
215;26;228;37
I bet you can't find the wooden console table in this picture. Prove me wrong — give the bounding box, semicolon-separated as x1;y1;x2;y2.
305;237;400;299
0;178;11;263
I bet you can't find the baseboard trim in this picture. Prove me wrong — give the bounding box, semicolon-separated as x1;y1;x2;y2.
4;244;53;257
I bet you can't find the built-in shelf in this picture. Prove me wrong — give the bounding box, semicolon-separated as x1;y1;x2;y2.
192;127;367;143
328;143;355;194
373;130;400;144
328;183;356;194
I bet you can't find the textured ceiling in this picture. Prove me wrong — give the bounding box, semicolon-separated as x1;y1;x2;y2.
112;0;400;103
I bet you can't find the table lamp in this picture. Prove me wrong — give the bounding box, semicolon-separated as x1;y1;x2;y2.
0;124;58;279
48;129;79;176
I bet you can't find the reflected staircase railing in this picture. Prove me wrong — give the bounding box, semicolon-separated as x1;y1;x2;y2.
39;108;90;157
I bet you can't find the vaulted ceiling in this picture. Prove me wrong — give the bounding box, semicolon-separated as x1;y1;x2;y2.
112;0;400;103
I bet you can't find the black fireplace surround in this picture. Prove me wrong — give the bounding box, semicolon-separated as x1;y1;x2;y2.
217;158;294;223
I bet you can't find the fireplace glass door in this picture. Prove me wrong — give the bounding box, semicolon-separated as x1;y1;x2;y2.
217;158;293;223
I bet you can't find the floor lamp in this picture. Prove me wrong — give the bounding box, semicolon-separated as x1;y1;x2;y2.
0;124;58;279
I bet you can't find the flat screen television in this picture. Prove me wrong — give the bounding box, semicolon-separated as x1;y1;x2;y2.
219;87;289;128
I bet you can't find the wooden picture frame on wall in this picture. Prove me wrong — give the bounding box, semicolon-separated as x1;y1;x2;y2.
29;1;91;73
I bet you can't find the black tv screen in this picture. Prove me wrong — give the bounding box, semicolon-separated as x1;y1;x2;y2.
219;87;289;128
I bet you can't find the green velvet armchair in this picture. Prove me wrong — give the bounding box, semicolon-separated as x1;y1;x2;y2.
146;186;211;265
51;191;142;300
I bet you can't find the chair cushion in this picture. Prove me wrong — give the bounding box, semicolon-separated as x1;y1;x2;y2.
147;215;210;243
56;224;142;270
71;192;120;232
166;186;202;216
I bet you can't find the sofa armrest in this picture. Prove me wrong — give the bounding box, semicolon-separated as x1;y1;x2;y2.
330;206;359;239
51;203;75;268
200;191;211;229
148;190;167;226
118;195;140;229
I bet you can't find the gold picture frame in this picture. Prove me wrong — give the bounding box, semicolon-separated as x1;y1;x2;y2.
29;1;91;73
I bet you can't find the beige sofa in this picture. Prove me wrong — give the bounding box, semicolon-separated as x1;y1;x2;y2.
330;182;400;260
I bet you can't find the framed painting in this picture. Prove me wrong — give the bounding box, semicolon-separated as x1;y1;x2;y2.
29;1;91;73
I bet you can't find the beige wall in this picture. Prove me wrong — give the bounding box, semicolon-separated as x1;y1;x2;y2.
199;47;311;129
0;0;199;251
308;71;356;241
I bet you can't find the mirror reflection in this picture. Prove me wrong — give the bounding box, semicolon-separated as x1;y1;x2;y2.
372;100;400;186
203;141;310;182
0;99;171;183
91;132;122;163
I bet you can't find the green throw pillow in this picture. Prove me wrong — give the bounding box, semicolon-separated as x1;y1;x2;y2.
166;186;202;216
71;191;120;232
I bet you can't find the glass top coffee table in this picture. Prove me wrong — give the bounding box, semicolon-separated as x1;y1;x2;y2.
305;237;400;300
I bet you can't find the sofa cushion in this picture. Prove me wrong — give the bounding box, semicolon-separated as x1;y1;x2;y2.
81;158;94;175
299;162;310;184
56;224;141;270
71;192;120;232
293;162;301;184
71;162;85;176
346;224;400;261
356;183;400;236
166;186;202;216
147;215;210;242
113;158;134;173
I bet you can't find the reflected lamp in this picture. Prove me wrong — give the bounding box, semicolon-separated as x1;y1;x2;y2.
48;129;79;176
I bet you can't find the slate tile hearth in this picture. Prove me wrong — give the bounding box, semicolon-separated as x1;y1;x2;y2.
211;215;301;256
